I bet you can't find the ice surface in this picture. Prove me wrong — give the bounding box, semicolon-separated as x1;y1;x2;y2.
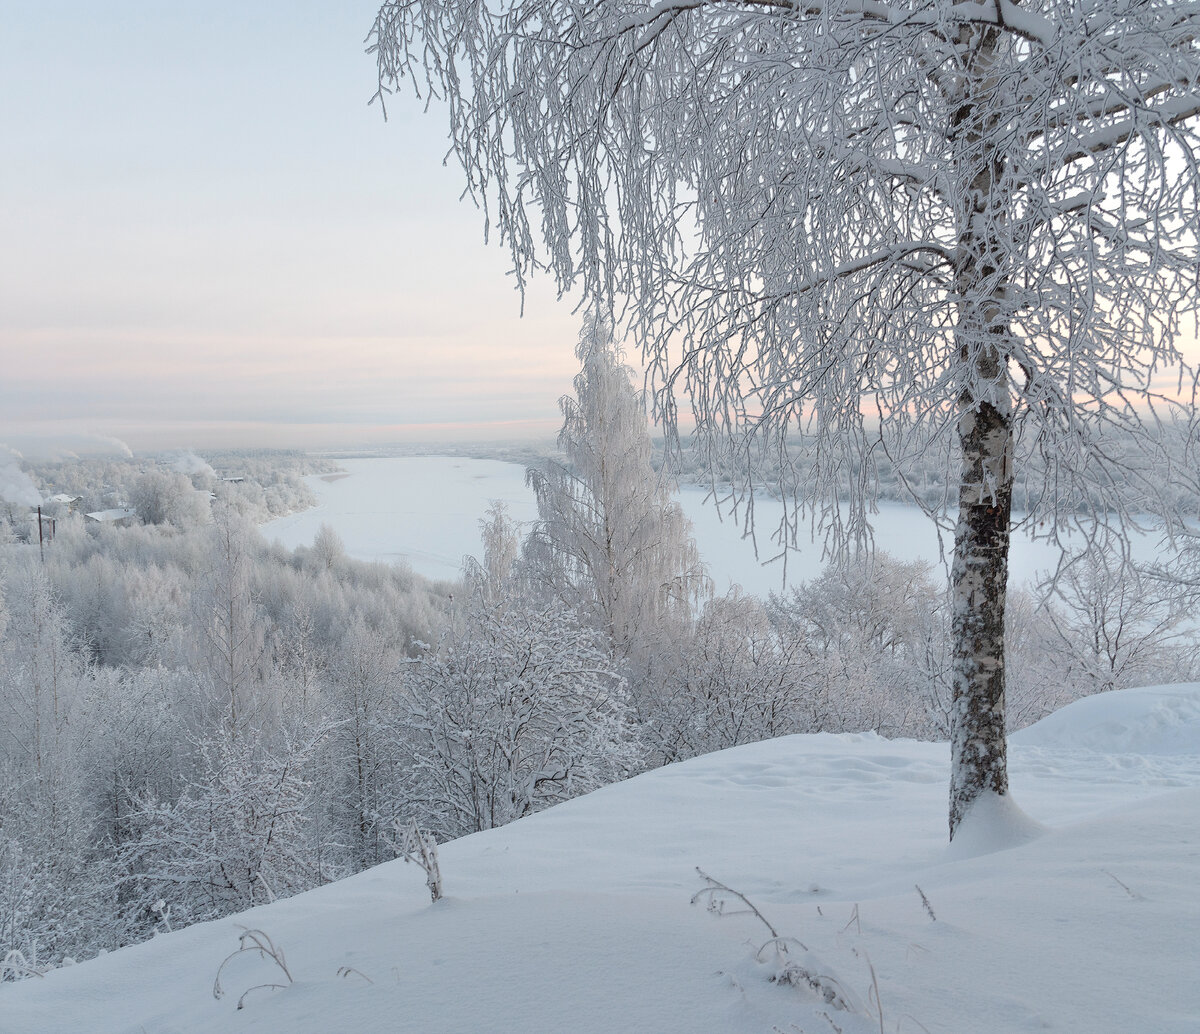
262;457;1160;593
261;457;541;583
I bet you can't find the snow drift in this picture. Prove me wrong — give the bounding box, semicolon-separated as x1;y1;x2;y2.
4;685;1198;1034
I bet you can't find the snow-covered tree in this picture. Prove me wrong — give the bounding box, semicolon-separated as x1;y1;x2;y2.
192;508;268;736
130;469;210;530
653;590;818;762
465;501;523;607
398;596;633;840
326;620;407;870
308;523;345;573
119;729;318;930
525;318;707;663
1042;554;1198;697
0;564;123;969
0;561;80;778
373;0;1200;836
120;562;189;670
770;554;946;737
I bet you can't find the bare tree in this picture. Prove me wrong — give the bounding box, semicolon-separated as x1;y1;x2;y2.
193;508;267;736
372;0;1200;836
1042;554;1198;696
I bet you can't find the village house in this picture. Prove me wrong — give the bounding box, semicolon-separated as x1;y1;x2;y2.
84;507;138;528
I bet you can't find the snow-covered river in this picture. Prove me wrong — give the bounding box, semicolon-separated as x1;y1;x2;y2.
261;456;1155;594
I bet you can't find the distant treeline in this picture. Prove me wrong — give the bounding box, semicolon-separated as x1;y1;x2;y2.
7;449;342;532
649;421;1200;517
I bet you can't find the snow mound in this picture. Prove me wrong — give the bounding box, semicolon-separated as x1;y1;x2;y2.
4;728;1199;1034
944;790;1047;860
1012;683;1200;755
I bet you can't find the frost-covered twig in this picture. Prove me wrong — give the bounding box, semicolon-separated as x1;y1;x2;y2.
212;927;293;1009
914;885;936;922
1102;870;1143;900
337;966;374;985
691;867;792;943
842;903;861;935
692;869;854;1012
862;950;884;1034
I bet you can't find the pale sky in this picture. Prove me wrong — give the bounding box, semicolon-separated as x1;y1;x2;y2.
4;4;1197;458
0;1;583;451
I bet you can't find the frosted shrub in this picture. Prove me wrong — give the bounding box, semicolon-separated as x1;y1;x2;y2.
650;590;820;763
119;730;319;930
398;597;635;839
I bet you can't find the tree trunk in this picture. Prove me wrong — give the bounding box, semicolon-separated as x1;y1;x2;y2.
947;18;1015;840
949;393;1013;837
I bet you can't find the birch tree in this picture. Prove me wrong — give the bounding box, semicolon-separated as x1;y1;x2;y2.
525;317;707;661
372;0;1200;836
193;508;267;736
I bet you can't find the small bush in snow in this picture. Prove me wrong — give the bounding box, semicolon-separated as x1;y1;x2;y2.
692;869;855;1013
398;819;442;903
213;927;293;1010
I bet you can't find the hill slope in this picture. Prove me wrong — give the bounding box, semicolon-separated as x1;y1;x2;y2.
4;685;1199;1034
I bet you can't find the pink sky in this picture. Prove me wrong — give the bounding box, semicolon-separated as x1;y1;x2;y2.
0;2;582;451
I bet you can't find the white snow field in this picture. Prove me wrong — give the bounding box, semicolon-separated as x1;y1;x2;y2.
5;685;1198;1034
262;456;1155;593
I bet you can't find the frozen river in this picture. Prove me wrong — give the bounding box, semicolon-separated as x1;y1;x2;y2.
261;456;1147;594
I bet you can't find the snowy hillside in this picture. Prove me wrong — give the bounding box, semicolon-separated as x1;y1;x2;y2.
5;685;1198;1034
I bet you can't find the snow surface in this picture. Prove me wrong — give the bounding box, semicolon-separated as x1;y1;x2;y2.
261;456;1159;593
1011;682;1200;756
5;684;1198;1034
942;790;1047;861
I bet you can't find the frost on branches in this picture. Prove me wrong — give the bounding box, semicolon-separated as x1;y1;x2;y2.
525;317;707;665
372;0;1200;837
400;507;636;840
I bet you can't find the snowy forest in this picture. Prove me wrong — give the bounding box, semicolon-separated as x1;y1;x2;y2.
2;327;1197;974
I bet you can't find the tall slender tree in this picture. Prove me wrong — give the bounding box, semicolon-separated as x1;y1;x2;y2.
525;317;708;664
193;508;266;736
372;0;1200;836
